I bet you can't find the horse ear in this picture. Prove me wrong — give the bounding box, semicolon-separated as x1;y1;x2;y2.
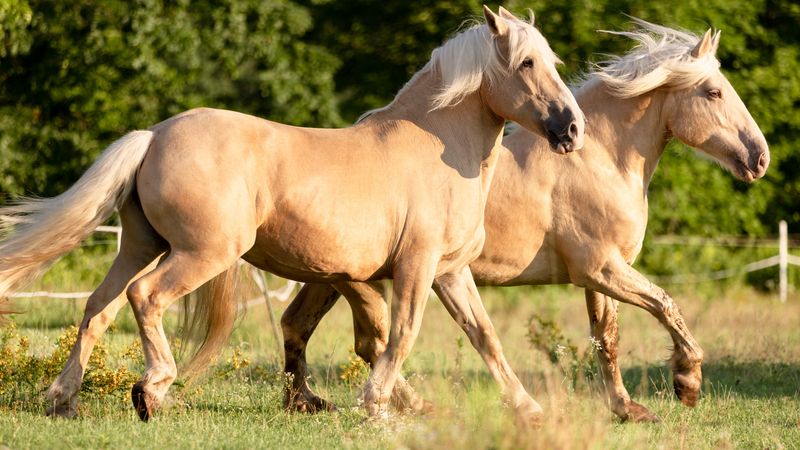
498;6;516;21
691;29;714;58
483;5;508;36
711;30;722;54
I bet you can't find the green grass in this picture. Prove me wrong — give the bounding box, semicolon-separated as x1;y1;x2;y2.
1;249;799;449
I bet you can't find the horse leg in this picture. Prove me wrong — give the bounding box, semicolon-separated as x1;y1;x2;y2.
585;289;658;422
126;249;241;421
361;257;437;418
280;283;340;413
433;266;542;427
336;281;431;414
576;257;703;407
46;198;166;418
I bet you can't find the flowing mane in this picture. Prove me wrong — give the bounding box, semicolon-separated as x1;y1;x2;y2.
582;18;720;98
359;13;558;121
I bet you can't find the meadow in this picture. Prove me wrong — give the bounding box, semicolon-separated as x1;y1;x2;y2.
0;245;798;449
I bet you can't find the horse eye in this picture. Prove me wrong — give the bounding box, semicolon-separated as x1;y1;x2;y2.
707;89;722;99
521;58;534;69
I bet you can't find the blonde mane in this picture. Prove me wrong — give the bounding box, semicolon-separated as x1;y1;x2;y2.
583;18;720;98
359;13;558;121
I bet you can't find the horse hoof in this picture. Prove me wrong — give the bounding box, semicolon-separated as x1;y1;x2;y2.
673;376;700;407
284;391;338;414
131;382;154;421
513;400;544;429
365;408;391;422
624;401;660;423
298;398;337;413
45;403;77;419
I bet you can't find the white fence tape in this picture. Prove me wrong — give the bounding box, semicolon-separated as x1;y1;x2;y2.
10;290;96;299
651;220;798;302
8;221;799;303
9;225;303;310
653;255;781;283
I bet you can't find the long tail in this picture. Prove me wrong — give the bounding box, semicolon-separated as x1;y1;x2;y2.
0;130;154;312
179;265;241;381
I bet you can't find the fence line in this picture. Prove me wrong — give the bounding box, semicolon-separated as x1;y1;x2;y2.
8;221;799;303
9;226;304;310
650;220;798;302
650;235;800;249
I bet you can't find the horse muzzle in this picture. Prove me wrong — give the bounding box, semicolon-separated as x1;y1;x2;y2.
545;115;583;155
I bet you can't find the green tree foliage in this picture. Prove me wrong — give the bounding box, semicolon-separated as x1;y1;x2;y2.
0;1;797;249
297;0;483;120
0;0;341;197
0;0;32;57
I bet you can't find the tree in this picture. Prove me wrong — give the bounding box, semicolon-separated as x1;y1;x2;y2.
0;0;342;198
298;0;484;121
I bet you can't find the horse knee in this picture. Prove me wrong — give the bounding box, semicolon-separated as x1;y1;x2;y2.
126;278;148;306
355;335;386;365
280;313;303;346
166;364;178;381
126;279;163;316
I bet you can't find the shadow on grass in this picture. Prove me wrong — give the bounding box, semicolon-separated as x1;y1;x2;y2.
4;359;797;418
622;358;800;398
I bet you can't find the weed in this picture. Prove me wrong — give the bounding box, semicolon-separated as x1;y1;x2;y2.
527;312;600;392
216;345;252;380
0;322;138;404
339;348;369;387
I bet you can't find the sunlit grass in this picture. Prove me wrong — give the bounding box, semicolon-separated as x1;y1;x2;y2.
1;247;799;449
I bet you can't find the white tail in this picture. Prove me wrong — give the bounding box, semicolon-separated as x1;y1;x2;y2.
0;130;154;306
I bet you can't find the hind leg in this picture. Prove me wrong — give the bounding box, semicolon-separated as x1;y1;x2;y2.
46;198;166;417
127;248;242;421
281;283;341;413
585;290;658;422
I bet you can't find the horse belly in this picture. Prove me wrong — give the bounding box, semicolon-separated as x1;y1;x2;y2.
243;216;391;282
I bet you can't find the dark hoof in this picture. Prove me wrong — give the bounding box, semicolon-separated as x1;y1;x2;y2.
673;377;700;407
284;390;338;414
624;401;660;423
131;382;153;421
45;403;77;419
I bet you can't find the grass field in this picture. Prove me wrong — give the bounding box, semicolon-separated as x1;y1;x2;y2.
1;247;799;449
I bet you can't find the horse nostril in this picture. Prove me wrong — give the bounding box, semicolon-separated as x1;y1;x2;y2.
568;122;579;140
757;152;770;172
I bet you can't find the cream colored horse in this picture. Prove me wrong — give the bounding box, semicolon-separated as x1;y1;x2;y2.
279;21;770;421
0;7;584;423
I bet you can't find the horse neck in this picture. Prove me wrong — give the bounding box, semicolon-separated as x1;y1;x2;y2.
367;68;506;167
576;79;670;189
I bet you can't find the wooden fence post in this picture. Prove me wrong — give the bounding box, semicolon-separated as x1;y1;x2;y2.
779;220;788;303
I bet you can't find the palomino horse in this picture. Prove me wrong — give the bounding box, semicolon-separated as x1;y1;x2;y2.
0;7;584;423
278;20;770;421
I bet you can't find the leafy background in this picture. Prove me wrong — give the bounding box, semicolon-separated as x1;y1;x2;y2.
1;0;798;286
